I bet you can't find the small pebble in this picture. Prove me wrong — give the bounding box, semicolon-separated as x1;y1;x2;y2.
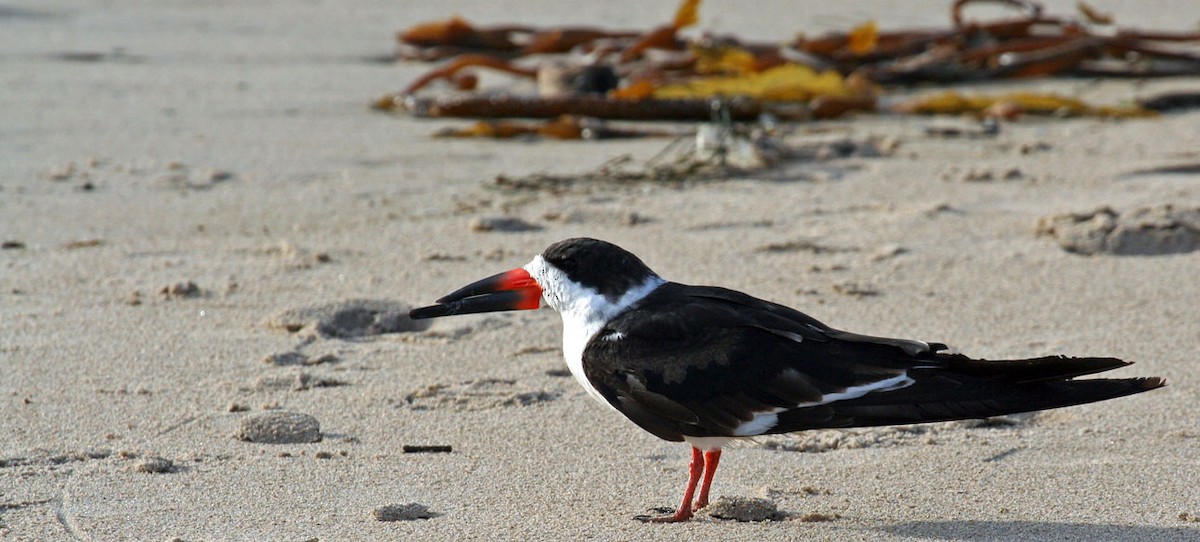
961;168;994;182
1018;141;1052;155
159;281;201;299
373;503;435;522
135;457;174;473
205;170;234;183
468;216;541;232
831;282;880;298
234;411;321;444
620;212;650;226
871;244;908;261
261;351;309;366
44;162;75;181
705;496;781;522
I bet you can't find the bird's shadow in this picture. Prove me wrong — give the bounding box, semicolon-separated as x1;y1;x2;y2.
882;520;1199;542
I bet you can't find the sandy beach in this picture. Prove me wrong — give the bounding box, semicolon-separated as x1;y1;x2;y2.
3;1;1199;540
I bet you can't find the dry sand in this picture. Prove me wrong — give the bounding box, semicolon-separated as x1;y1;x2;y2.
3;1;1199;540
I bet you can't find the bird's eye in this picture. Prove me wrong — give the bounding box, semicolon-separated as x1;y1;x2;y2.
555;256;578;273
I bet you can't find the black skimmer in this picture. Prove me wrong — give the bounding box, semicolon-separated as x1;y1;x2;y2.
409;237;1165;522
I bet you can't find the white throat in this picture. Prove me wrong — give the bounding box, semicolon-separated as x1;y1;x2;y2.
523;255;666;405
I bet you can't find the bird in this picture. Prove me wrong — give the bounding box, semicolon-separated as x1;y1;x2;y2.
408;237;1165;522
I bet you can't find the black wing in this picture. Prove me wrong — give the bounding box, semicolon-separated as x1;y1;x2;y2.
581;283;1163;442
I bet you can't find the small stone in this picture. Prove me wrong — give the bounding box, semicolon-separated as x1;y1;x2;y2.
261;351;309;366
1;240;25;250
422;252;467;262
871;244;908;261
831;282;880;298
45;162;76;181
468;216;541;232
314;451;333;459
620;212;650;226
135;457;174;473
1019;141;1052;155
961;168;994;182
227;402;249;413
705;496;781;522
234;411;321;444
159;281;202;299
205;170;234;183
373;503;435;522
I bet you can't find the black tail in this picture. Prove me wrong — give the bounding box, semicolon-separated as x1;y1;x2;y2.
776;356;1165;430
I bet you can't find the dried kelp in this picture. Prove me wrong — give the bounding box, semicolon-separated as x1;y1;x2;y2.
378;0;1196;132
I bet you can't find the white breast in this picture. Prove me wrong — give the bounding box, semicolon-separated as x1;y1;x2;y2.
562;315;612;406
522;254;666;409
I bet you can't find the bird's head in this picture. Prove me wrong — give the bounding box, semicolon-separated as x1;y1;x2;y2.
409;238;661;321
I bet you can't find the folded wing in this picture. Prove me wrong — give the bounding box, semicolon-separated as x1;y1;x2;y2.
582;283;1164;442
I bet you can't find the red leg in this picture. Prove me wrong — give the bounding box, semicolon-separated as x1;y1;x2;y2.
646;446;705;523
693;449;721;510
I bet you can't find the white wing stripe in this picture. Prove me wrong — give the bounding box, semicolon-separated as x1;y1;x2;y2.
806;373;914;406
730;373;914;436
